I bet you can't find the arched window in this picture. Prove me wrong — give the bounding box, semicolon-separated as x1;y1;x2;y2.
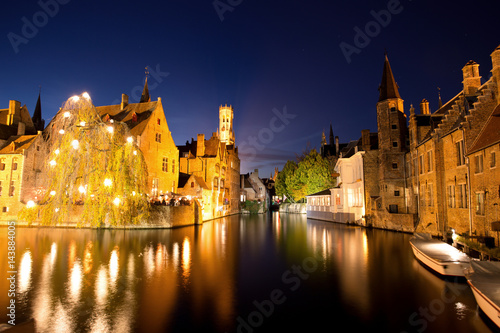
191;182;195;188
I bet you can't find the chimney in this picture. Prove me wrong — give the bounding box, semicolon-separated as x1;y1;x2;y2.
419;99;430;115
196;134;205;156
121;94;129;110
17;122;25;136
8;100;21;126
335;136;339;156
462;60;481;96
361;129;371;151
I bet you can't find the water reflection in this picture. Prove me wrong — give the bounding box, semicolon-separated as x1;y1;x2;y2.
1;216;491;333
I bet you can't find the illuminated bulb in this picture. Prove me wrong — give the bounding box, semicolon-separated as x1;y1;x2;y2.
71;140;79;149
82;92;90;99
127;136;133;143
64;111;71;118
107;126;114;133
132;191;136;196
104;178;112;187
50;191;56;196
59;129;65;134
80;121;86;127
26;200;36;208
113;197;120;206
49;160;56;166
78;186;86;194
54;149;60;155
55;208;59;213
133;150;137;155
71;96;79;102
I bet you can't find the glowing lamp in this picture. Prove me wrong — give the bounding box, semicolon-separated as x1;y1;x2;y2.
127;136;133;143
132;191;136;196
26;200;36;208
80;121;86;126
54;149;60;155
104;178;112;187
133;150;137;155
113;197;120;206
59;129;65;134
71;140;79;149
50;191;56;196
64;111;71;118
107;126;114;133
78;186;86;194
82;92;90;99
49;160;56;166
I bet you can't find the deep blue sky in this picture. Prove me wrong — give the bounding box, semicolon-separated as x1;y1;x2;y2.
1;0;499;176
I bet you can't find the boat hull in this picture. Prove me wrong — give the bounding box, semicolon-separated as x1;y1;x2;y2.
468;281;500;328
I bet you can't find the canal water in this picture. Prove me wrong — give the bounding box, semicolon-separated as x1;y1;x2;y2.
1;213;497;333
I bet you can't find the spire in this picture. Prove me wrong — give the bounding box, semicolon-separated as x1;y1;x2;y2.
437;87;443;109
329;122;334;145
321;130;327;146
32;87;45;131
378;53;401;102
140;76;150;103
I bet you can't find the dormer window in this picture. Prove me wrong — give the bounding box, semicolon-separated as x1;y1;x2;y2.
132;112;138;122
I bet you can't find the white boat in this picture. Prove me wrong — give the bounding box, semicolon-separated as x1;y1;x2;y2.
466;261;500;328
409;233;470;277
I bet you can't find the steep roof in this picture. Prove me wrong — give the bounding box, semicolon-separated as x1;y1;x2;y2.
140;77;150;103
95;101;157;137
0;135;38;154
32;92;45;131
378;54;401;102
468;103;500;154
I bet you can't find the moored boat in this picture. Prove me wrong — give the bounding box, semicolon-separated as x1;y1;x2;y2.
466;260;500;328
409;233;470;277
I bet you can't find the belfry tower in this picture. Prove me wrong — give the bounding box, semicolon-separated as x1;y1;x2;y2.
219;104;235;145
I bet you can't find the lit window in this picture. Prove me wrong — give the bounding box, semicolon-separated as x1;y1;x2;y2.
474;154;483;174
448;185;456;208
491;152;496;168
427;151;432;172
475;192;485;215
456;141;465;166
162;158;168;172
157;118;161;125
9;181;15;197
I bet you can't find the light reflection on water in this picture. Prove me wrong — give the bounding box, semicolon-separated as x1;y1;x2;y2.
0;214;493;332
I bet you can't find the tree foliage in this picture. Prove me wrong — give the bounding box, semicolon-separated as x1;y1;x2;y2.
275;149;335;202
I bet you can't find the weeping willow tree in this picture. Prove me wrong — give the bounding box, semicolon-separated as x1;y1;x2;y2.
21;92;149;227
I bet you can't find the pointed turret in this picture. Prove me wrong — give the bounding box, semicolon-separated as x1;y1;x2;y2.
140;77;150;103
378;54;401;102
32;90;45;131
328;122;334;145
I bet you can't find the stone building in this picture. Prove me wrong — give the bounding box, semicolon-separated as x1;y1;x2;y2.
0;96;45;220
240;169;267;202
178;105;240;220
95;81;179;199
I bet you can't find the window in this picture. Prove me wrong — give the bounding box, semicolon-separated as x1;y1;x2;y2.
457;184;468;208
0;181;2;196
421;185;426;206
155;133;161;143
419;155;424;174
162;158;168;172
390;107;396;112
475;192;485;215
474;154;483;174
391;124;397;129
428;184;433;206
392;163;398;169
335;194;340;205
392;141;398;148
0;160;5;171
191;182;195;188
157;118;161;125
448;185;455;208
394;190;400;197
456;140;465;166
172;160;175;173
389;204;398;213
9;181;15;197
213;178;218;189
152;178;159;197
12;159;18;171
427;151;432;172
2;207;7;213
491;152;496;168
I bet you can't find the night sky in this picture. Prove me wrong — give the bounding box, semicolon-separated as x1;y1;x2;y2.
1;0;499;177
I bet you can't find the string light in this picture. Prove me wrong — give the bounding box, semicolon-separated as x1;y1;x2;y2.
104;178;112;187
71;140;79;149
64;111;71;118
113;197;120;206
26;201;36;208
78;186;86;194
127;136;133;143
49;160;56;166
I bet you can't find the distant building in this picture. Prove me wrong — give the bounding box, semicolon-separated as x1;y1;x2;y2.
0;96;45;220
240;169;267;202
178;105;240;219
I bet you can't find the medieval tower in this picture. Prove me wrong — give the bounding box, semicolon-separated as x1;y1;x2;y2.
219;104;235;145
376;54;409;214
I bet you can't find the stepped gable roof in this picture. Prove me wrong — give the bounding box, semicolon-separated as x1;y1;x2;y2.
378;54;401;102
468;104;500;154
0;135;38;154
95;101;157;137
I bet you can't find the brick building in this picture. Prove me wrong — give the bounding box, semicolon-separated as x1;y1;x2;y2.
178;105;240;220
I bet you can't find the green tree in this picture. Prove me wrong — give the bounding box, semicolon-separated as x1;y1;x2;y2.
278;149;335;202
275;160;297;202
